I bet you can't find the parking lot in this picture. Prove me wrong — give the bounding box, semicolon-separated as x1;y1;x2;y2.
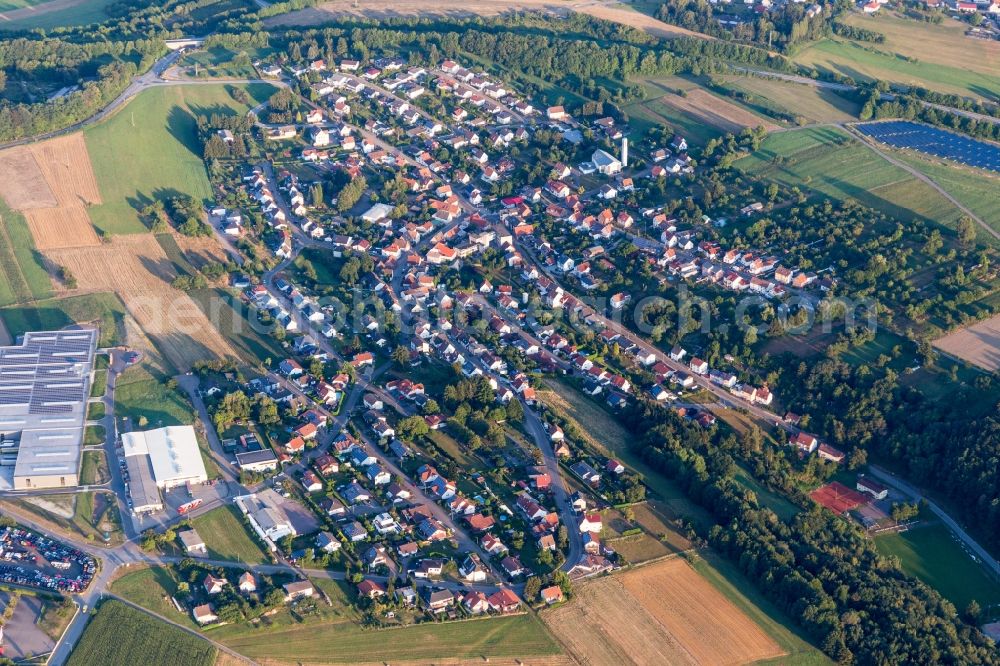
856;120;1000;172
0;527;96;593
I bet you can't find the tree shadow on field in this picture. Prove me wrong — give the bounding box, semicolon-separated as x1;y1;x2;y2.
126;188;186;228
166;105;201;158
138;254;182;283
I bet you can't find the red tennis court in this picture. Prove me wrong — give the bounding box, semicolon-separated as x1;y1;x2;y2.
810;482;868;514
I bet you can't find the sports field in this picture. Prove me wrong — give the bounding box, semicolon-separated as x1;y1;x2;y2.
189;506;268;564
793;12;1000;101
84;83;276;235
875;522;1000;618
718;76;861;124
737;126;966;231
67;600;216;666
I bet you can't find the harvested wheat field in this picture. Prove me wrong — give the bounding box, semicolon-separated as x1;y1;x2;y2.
659;89;779;133
45;235;236;370
933;314;1000;371
0;133;101;249
266;0;708;39
543;559;783;666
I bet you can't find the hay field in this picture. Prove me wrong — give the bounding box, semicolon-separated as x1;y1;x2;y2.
265;0;708;38
719;76;861;123
45;234;236;371
658;89;779;133
0;133;102;249
933;314;1000;371
543;559;783;666
793;13;1000;101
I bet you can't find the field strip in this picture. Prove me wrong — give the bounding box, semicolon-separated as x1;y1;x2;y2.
933;313;1000;372
0;0;88;22
44;234;237;371
0;213;35;302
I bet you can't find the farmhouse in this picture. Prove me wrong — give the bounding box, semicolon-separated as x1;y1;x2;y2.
856;475;888;500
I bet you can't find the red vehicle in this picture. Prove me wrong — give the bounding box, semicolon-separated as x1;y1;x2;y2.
177;498;203;515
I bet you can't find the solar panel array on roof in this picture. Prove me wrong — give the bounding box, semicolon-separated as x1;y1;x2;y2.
0;330;98;489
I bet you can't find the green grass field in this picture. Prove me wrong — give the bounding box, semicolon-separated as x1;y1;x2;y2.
67;600;215;666
794;12;1000;101
692;553;831;665
874;522;1000;619
718;76;861;124
794;33;1000;101
737;126;970;234
0;201;53;307
114;367;194;428
80;451;109;485
892;152;1000;234
111;567;201;630
0;0;114;30
189;505;268;564
0;292;125;347
219;613;561;664
84;83;276;236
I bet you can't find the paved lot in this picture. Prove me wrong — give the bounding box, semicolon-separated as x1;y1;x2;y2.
0;592;56;660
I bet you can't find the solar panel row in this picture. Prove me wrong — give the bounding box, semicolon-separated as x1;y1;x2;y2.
856;121;1000;172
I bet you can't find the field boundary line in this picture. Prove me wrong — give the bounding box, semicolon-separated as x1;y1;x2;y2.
105;594;258;665
0;212;37;304
843;123;1000;242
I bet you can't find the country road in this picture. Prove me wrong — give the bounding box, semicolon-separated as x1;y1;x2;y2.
867;466;1000;580
842;123;1000;242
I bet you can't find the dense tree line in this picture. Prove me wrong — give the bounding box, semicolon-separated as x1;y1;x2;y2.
831;21;884;43
621;401;999;665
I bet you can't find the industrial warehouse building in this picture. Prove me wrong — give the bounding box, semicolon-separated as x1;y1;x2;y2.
122;425;208;512
0;330;97;490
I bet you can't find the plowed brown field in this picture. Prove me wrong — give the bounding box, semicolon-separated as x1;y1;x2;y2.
0;133;102;249
45;235;236;370
659;89;779;133
543;559;784;666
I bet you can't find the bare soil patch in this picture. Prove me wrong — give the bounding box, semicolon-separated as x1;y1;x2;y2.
0;148;56;208
174;233;230;269
543;559;783;666
45;234;236;371
266;0;709;39
0;133;102;249
579;4;709;40
933;314;1000;371
660;89;779;133
621;559;784;666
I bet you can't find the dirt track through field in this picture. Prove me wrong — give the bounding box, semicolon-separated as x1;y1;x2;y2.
265;0;710;39
543;559;783;666
0;133;102;249
933;313;1000;372
659;89;779;133
45;234;236;371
